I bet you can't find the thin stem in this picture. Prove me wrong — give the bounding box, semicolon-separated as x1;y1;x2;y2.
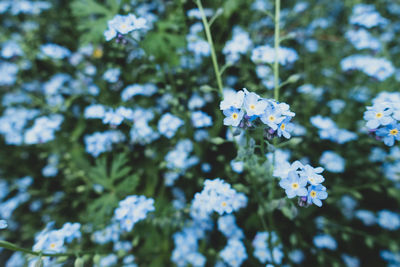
196;0;224;95
0;240;98;258
273;0;281;101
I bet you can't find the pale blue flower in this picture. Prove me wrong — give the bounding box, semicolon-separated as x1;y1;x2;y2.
307;184;328;207
158;113;184;138
279;171;308;198
191;111;212;128
223;107;244;127
220;89;245;110
320;151;345;173
113;195;155;232
313;234;337;250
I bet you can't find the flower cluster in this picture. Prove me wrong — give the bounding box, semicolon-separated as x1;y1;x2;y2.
364;94;400;146
104;14;147;41
252;232;283;265
191;178;247;219
274;161;328;207
31;222;81;265
220;89;295;139
113;195;155;232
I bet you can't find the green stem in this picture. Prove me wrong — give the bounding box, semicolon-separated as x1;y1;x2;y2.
273;0;281;101
0;240;97;258
196;0;224;95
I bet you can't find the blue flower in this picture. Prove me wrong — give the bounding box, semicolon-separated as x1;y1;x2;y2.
223;107;244;127
220;239;248;267
320;151;345;173
313;234;337;250
191;111;212;128
243;92;268;116
377;210;400;230
104;14;147;41
220;89;245;110
277;117;294;139
103;68;120;83
158;113;184;138
260;105;285;130
364;103;393;129
376;124;400;146
113;195;155;232
279;171;308;198
307;184;328;207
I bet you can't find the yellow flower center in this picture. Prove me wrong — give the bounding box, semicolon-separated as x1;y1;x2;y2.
126;219;132;225
291;183;299;189
390;129;399;136
232;113;238;120
221;201;227;207
269;115;275;121
375;112;383;118
92;48;103;58
50;243;56;249
310;190;317;198
250;104;256;110
309;177;314;183
280;124;285;130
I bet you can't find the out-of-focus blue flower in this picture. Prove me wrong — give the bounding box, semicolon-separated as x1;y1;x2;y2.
313;234;337;250
113;195;154;232
40;44;70;59
350;4;388;28
0;62;18;86
1;41;23;58
191;178;247;218
121;83;157;101
342;254;360;267
24;114;64;144
355;210;376;226
84;130;125;157
310;115;357;144
6;252;25;267
158;113;184;138
377;210;400;230
220;239;247;267
289;250;304;264
191;111;212;128
252;232;283;264
104;14;147;41
218;215;244;240
103;68;120;83
251;45;298;65
345;29;381;51
42;154;59;177
341;55;394;81
328;99;346;114
84;104;106;119
98;254;118;267
230;160;244;173
380;250;400;266
320;151;345;173
223;27;252;63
